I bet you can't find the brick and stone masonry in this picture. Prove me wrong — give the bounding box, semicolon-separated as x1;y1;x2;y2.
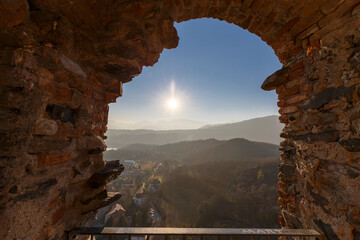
0;0;359;239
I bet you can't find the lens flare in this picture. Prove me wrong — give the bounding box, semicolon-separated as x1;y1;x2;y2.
167;98;179;110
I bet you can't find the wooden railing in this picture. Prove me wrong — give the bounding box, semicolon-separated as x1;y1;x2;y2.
68;227;322;240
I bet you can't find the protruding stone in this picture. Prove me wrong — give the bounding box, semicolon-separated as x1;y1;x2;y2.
81;191;122;214
87;160;124;189
261;66;290;91
33;118;58;136
82;135;107;154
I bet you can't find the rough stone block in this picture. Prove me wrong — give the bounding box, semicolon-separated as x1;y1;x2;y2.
37;153;71;168
52;204;66;226
33;118;58;136
278;87;300;100
28;136;72;154
286;94;308;105
279;105;299;115
286;76;306;89
46;82;72;103
302;86;355;109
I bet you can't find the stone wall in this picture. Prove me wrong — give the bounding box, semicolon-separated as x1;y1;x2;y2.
0;0;359;239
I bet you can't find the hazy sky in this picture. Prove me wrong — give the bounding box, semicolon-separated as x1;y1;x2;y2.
108;18;282;129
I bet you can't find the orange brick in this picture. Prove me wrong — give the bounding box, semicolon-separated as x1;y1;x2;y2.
49;196;60;209
38;153;71;168
286;76;306;89
301;83;313;93
87;74;103;88
286;94;308;105
46;82;72;102
307;40;321;56
105;92;119;103
279;115;288;123
278;215;286;227
278;181;287;191
85;86;94;96
92;113;104;123
290;60;305;71
276;85;286;94
278;87;300;100
52;205;66;226
278;197;287;208
277;100;286;107
274;17;301;40
93;91;105;101
290;46;303;57
289;69;305;80
279;105;299;115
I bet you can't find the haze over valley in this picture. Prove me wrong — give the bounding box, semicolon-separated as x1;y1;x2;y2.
106;115;282;148
94;115;283;230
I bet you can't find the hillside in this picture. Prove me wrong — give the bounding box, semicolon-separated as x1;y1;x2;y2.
106;115;283;148
104;138;280;163
106;137;281;229
151;158;280;228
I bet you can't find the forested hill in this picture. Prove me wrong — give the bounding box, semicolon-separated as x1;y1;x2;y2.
151;157;280;228
106;115;282;148
104;138;280;164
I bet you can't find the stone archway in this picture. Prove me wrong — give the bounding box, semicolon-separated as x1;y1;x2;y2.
0;1;359;239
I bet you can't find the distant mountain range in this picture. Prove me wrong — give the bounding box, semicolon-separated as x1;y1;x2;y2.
104;138;280;164
108;118;207;130
105;115;283;148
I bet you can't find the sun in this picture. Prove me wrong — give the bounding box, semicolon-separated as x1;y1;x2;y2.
167;98;179;111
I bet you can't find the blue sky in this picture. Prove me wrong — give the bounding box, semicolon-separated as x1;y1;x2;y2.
108;18;282;129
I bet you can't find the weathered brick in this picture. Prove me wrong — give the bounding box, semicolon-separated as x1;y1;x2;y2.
277;100;286;107
290;46;303;57
298;23;320;40
279;105;299;115
290;10;324;38
93;90;105;101
52;204;66;226
105;92;119;103
320;0;345;15
286;76;306;89
274;17;301;41
279;87;300;100
301;83;313;93
85;86;94;96
278;197;287;208
306;40;321;56
276;85;286;94
279;115;288;123
87;74;103;88
46;82;72;102
286;94;308;105
318;0;353;27
37;153;71;168
289;69;305;80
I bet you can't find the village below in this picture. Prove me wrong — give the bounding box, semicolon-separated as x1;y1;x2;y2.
89;116;283;233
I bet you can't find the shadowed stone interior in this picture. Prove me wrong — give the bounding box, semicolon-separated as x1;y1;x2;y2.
0;0;359;239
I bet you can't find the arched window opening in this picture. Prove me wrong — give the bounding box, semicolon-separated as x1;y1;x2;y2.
102;19;283;230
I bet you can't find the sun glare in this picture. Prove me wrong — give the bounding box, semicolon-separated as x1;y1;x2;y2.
167;98;179;110
158;80;188;117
